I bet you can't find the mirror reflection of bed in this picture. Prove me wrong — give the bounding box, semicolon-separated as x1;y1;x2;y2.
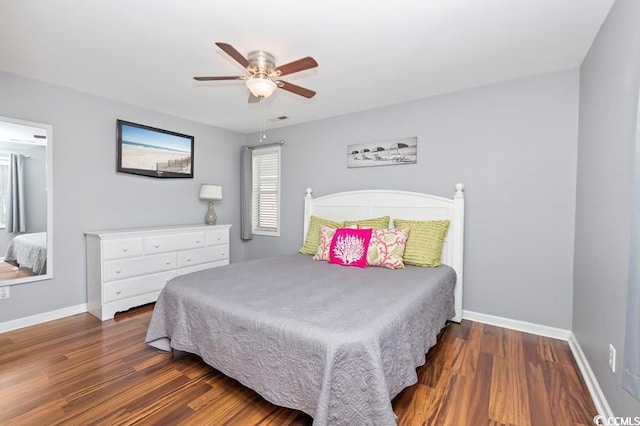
0;118;49;282
2;231;47;278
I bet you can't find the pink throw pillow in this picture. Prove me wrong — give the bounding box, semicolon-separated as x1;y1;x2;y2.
328;228;372;268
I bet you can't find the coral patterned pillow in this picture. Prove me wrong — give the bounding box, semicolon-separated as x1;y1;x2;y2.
313;225;357;261
367;228;410;269
313;225;337;261
328;228;373;268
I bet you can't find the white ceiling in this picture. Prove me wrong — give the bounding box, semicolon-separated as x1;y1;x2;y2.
0;0;613;134
0;120;48;146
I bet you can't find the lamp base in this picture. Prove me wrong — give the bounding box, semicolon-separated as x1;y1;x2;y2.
205;200;217;225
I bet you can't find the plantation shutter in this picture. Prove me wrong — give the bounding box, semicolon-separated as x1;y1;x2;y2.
252;145;281;236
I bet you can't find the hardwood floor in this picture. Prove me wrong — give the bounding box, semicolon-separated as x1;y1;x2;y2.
0;304;597;425
0;260;35;279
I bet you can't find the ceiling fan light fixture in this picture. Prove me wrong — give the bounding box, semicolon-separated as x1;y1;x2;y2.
195;43;317;101
246;77;277;98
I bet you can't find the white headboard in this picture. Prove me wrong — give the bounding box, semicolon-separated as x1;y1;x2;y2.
303;184;465;322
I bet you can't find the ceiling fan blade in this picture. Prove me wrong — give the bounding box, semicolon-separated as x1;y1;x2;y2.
215;42;250;68
273;56;318;77
193;76;246;81
278;81;316;98
248;93;260;103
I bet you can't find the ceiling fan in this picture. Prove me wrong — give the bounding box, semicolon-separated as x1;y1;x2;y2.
194;42;318;103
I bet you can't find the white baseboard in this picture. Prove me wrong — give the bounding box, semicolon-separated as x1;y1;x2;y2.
462;309;612;418
462;310;572;340
568;332;615;418
0;303;88;333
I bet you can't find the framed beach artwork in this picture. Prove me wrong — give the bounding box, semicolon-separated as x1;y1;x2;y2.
347;137;418;168
116;120;194;178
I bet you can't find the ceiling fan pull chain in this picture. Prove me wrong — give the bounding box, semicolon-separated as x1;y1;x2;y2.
262;99;267;141
259;97;266;142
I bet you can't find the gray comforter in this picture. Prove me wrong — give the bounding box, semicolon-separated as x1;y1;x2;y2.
145;254;455;425
4;232;47;275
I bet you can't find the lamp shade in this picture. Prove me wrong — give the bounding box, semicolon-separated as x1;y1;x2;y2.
199;184;223;200
246;77;277;98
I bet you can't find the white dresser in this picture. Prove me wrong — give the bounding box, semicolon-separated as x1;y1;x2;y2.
85;224;231;320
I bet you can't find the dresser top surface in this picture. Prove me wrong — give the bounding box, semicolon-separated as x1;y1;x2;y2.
85;223;231;239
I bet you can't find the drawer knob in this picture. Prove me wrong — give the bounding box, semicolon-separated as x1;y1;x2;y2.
154;244;160;248
122;247;128;252
116;289;121;295
186;257;191;262
196;240;200;244
115;269;121;274
221;251;225;256
165;261;171;265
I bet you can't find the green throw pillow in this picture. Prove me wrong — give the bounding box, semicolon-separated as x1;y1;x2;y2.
342;216;390;229
299;216;343;255
393;219;450;267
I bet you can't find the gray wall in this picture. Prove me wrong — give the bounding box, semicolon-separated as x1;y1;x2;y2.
244;69;579;329
0;71;245;323
574;0;640;416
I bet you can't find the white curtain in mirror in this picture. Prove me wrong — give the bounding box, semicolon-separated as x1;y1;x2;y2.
7;153;26;233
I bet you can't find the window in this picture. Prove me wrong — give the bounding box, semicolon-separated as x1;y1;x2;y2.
0;155;9;229
252;145;281;236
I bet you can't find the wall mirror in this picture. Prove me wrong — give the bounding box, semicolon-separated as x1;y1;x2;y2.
0;115;52;285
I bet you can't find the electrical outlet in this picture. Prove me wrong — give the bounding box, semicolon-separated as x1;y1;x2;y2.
609;344;616;373
0;286;9;299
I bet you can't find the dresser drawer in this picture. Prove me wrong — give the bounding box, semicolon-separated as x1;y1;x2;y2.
86;224;230;321
206;229;229;246
178;245;229;268
145;232;205;254
104;252;177;282
177;259;229;276
103;270;176;303
102;237;144;260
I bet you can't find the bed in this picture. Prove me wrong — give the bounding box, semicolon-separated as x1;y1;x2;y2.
4;231;47;275
145;185;465;425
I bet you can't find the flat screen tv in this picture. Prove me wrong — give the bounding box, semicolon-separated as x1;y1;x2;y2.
116;119;194;178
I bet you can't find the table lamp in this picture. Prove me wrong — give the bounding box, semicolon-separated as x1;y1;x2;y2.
199;184;222;225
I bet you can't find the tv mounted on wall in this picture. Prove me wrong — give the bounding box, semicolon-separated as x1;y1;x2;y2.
116;119;194;178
